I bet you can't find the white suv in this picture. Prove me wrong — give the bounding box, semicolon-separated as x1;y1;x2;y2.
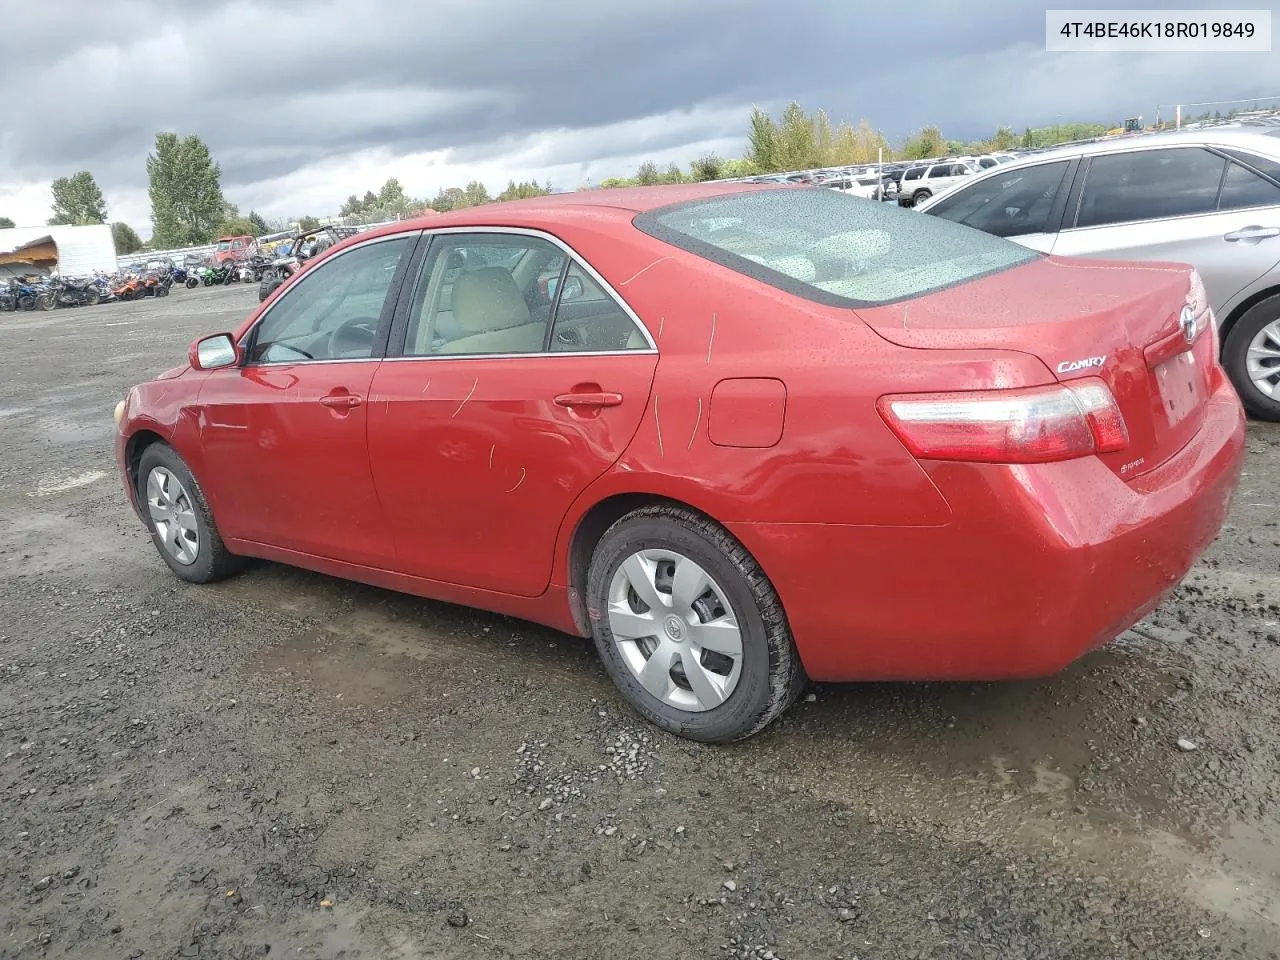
898;161;978;207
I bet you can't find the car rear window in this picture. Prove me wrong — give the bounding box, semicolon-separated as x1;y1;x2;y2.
635;188;1040;307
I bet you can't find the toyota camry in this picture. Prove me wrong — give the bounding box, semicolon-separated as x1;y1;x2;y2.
113;184;1246;742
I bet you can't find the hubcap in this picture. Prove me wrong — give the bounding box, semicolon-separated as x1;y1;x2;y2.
145;467;199;565
607;550;744;713
1246;319;1280;398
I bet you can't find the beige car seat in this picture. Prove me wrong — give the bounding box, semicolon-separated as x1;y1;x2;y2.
437;267;547;354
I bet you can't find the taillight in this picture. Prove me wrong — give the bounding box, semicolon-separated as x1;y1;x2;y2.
877;378;1128;464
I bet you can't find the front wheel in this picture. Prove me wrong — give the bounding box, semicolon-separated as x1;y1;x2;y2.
1223;293;1280;420
587;505;804;742
259;276;283;302
18;295;36;311
136;444;244;583
186;277;199;289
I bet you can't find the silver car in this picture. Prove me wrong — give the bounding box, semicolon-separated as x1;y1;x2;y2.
917;128;1280;419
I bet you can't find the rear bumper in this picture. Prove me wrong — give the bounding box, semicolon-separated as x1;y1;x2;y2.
728;382;1246;682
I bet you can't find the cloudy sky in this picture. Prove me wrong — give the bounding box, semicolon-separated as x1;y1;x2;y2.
0;0;1274;236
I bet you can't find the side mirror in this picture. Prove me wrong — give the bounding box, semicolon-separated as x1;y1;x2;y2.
189;333;240;371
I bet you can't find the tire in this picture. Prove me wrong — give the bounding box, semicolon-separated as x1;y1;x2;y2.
136;443;244;584
1222;293;1280;420
38;293;56;311
186;277;199;289
156;283;170;297
912;189;932;207
18;295;35;311
259;276;283;302
586;505;804;743
85;288;100;307
119;289;135;302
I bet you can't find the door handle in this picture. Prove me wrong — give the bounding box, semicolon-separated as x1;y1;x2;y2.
554;391;623;408
318;393;362;409
1224;225;1280;242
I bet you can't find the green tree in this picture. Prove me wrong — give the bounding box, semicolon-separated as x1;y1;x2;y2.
430;186;466;212
991;127;1019;151
0;216;14;229
776;101;817;170
49;170;108;225
297;215;321;231
635;161;661;186
1021;127;1034;148
747;106;779;171
378;177;408;211
340;194;364;217
901;126;945;160
111;222;144;255
813;110;836;165
248;210;268;236
690;152;726;182
147;132;225;247
660;163;686;184
496;179;553;202
462;180;490;207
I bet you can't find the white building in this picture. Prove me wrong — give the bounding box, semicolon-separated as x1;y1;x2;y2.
0;223;118;276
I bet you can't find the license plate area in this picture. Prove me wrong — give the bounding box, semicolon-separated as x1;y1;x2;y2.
1155;348;1207;426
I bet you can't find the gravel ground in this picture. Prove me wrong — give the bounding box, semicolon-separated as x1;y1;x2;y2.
2;285;1279;960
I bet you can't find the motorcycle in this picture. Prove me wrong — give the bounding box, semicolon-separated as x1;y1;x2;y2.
200;264;234;286
113;274;144;302
51;277;102;307
0;280;17;312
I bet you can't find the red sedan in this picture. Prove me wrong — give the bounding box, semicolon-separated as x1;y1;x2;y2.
113;184;1246;742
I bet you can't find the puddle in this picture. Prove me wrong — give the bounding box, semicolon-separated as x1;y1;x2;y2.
1189;820;1280;928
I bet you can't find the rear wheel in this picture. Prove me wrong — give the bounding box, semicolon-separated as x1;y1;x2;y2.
587;505;804;742
1223;293;1280;420
186;276;199;289
259;275;284;301
136;444;243;584
85;287;100;306
912;189;932;207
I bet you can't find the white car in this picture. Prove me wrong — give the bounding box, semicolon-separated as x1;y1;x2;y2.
898;161;979;207
914;128;1280;419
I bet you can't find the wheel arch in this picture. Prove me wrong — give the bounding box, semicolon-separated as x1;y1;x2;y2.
562;490;770;638
1220;282;1280;340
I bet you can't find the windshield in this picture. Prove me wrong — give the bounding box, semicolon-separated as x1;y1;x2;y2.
216;241;231;251
636;188;1040;306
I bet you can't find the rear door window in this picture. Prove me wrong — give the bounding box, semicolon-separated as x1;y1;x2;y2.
925;160;1072;237
1217;160;1280;211
1074;147;1226;228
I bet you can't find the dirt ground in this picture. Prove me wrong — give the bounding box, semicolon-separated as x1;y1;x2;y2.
2;284;1279;960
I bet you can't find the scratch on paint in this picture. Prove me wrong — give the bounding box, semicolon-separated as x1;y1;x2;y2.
420;379;432;394
489;444;496;469
902;301;910;331
653;396;664;457
451;377;478;418
619;256;672;286
658;316;664;339
505;467;527;493
705;313;716;363
687;397;702;450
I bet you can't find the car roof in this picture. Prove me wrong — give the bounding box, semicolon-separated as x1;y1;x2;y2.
994;127;1280;168
352;182;780;242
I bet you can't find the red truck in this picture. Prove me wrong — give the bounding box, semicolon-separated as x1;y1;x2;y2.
212;235;254;264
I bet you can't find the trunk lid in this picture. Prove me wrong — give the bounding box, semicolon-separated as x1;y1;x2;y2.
857;255;1213;480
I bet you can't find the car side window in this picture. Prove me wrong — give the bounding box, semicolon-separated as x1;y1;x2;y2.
1217;161;1280;211
248;236;411;363
549;261;650;353
403;233;564;356
1074;148;1226;228
925;160;1070;238
903;167;923;181
928;166;948;179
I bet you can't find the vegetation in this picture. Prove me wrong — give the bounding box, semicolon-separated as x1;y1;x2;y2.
111;222;144;255
0;216;14;229
48;171;108;225
147;133;226;247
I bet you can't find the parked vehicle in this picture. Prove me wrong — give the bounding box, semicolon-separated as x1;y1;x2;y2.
50;276;102;307
898;160;979;207
199;264;235;286
114;184;1244;742
113;275;145;301
917;128;1280;419
213;236;254;265
258;225;357;301
0;280;19;312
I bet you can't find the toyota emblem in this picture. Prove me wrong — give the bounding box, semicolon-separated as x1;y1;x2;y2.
1179;305;1198;344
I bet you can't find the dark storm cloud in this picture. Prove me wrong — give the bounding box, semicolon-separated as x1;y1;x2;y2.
1;0;1273;207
